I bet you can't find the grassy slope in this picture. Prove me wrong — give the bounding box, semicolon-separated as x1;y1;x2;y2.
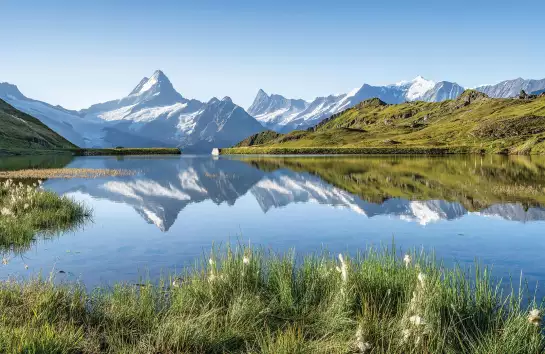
224;91;545;155
0;245;542;353
0;99;77;153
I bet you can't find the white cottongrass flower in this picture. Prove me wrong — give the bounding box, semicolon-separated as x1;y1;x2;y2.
2;257;9;265
336;253;348;284
403;254;411;268
354;325;372;353
528;309;541;327
401;329;411;343
24;203;29;210
417;272;426;288
209;258;215;266
1;207;13;217
409;315;426;326
243;256;250;265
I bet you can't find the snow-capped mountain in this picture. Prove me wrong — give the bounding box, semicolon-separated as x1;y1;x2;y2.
249;75;545;132
80;70;265;151
475;78;545;98
247;89;309;129
420;81;465;102
1;70;265;151
249;76;460;132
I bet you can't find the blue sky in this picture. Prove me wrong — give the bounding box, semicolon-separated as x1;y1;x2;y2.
1;0;543;109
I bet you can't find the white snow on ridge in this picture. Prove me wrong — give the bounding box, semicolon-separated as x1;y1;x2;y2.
138;75;159;95
89;102;188;123
405;76;436;101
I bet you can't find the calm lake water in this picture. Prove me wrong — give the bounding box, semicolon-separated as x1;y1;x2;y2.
1;154;545;297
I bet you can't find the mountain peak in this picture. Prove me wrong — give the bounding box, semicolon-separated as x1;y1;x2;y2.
128;77;149;96
221;96;233;103
0;82;26;100
128;70;178;98
405;76;436;100
151;70;168;82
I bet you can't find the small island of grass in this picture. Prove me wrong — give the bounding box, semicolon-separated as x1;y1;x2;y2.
0;179;91;253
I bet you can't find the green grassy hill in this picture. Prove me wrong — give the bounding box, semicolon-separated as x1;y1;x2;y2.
226;90;545;155
0;98;77;154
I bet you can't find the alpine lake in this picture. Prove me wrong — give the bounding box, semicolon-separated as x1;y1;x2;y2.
1;154;545;300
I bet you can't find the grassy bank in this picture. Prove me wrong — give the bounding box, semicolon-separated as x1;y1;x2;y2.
222;146;474;155
1;246;542;353
71;148;181;156
0;168;136;179
0;148;181;157
0;179;91;253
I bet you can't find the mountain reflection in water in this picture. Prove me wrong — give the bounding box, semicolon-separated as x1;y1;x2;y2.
44;155;545;231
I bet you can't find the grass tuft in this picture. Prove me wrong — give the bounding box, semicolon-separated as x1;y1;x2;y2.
0;179;91;254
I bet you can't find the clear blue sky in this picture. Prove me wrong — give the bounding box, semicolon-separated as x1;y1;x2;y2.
1;0;543;110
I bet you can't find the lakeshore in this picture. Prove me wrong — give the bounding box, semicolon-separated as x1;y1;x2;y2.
0;246;543;353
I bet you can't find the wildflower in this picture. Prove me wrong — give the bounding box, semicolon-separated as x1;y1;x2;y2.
401;329;411;343
336;253;348;283
2;257;8;265
38;180;43;185
209;258;215;266
24;203;29;210
409;315;426;326
0;208;13;217
24;264;29;270
403;254;412;268
528;309;541;327
417;272;426;288
354;325;372;353
243;256;250;265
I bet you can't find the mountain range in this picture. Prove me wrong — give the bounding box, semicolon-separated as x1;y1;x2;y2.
1;72;545;148
0;70;265;152
231;90;545;155
249;77;545;131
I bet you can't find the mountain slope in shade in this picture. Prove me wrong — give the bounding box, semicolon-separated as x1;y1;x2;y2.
0;98;77;151
476;78;545;98
0;82;107;147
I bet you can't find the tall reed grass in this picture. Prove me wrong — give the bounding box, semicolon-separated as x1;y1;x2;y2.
0;245;542;353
